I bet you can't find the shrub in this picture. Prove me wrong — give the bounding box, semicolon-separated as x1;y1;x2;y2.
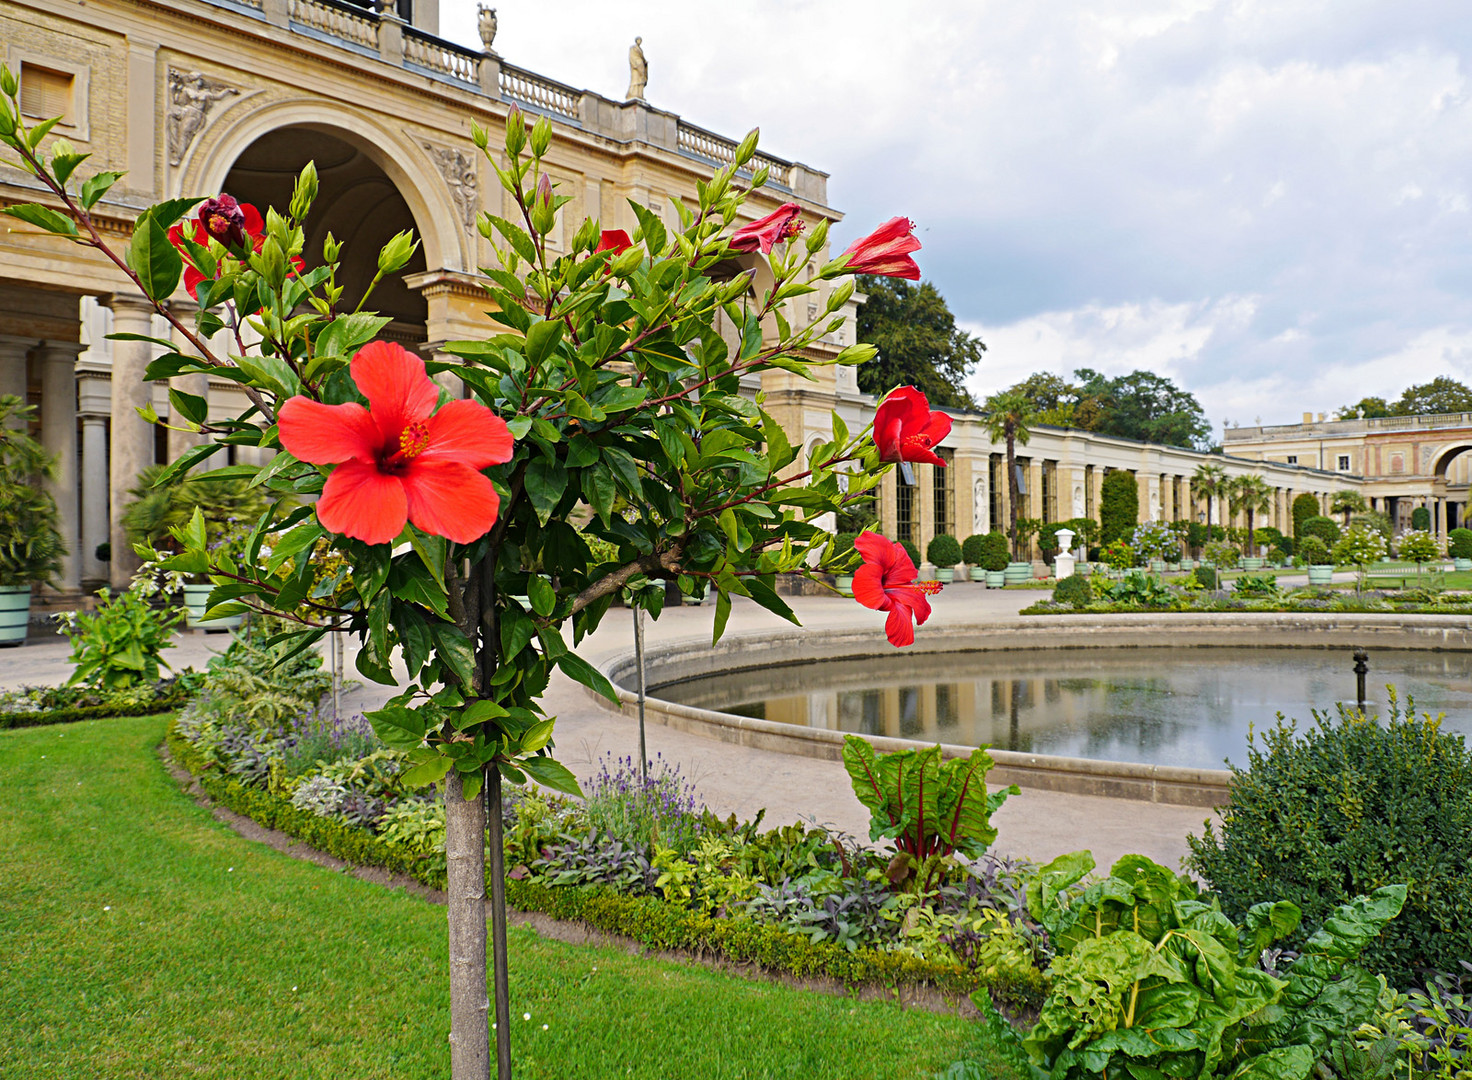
1412;505;1432;531
1300;514;1340;547
961;534;987;566
1351;510;1394;546
1292;492;1321;538
1398;529;1441;569
59;581;185;690
1099;470;1138;545
1185;521;1209;552
1130;519;1175;560
1187;699;1472;985
978;531;1010;572
1051;574;1091;607
0;395;66;587
1202;539;1240;567
1100;539;1134;570
1232;572;1279;597
927;533;961;569
1192;565;1218;590
830;532;858;559
1334;526;1388;591
1296;535;1331;565
899;539;921;567
1449;527;1472;560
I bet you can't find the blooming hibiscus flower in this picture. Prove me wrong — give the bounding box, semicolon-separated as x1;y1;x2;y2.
851;531;941;647
841;216;921;280
594;229;632;255
873;386;952;468
276;341;514;545
729;202;804;254
168;195;303;301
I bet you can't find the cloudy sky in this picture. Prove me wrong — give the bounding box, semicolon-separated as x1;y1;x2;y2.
439;1;1471;431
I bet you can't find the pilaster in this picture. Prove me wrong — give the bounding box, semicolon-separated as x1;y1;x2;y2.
36;341;84;592
105;295;158;587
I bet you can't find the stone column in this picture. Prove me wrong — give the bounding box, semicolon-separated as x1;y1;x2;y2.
36;341;83;593
0;335;32;426
1436;497;1447;544
166;312;211;461
106;295;159;587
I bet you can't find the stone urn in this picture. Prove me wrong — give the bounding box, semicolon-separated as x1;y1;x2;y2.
835;574;854;593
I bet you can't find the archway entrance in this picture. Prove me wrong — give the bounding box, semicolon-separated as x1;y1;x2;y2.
221;126;429;345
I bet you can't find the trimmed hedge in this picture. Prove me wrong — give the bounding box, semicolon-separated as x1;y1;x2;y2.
1099;471;1138;545
0;683;190;730
166;725;1045;1009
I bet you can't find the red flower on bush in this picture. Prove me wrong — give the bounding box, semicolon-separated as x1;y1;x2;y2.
168;195;303;300
594;229;632;255
841;217;921;280
729;202;804;254
277;341;514;545
851;531;941;647
873;386;951;468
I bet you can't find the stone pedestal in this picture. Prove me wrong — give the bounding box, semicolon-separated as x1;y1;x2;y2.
36;341;83;592
106;295;158;587
1055;553;1076;578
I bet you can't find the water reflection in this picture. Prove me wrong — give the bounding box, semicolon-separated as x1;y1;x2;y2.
652;647;1472;771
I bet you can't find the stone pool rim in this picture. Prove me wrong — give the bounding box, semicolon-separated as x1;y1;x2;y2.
588;613;1472;809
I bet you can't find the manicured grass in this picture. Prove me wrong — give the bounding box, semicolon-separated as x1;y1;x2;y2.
0;716;1013;1079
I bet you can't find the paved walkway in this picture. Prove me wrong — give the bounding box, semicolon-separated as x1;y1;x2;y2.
2;581;1216;872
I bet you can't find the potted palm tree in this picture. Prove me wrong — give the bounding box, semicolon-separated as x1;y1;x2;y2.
1229;474;1272;570
982;389;1035;580
0;395;66;645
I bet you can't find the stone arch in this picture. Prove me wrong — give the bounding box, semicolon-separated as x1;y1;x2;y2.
1432;443;1472;479
181;98;464;276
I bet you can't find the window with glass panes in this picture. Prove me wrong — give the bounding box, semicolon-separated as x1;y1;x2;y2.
896;474;915;545
932;448;953;537
989;455;1004;533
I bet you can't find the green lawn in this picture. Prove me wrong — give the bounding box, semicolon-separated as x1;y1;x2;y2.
0;715;1009;1079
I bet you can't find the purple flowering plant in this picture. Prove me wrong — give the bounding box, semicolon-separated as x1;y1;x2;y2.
584;752;702;856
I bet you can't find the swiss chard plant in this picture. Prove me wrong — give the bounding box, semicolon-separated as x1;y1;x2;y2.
1;62;946;1080
842;734;1017;886
1014;850;1406;1080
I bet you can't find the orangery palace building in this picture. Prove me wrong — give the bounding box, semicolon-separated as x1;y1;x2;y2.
2;0;1465;597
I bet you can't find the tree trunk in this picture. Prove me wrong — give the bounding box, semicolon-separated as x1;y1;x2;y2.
1246;509;1254;557
445;770;489;1080
1006;429;1018;560
488;768;512;1078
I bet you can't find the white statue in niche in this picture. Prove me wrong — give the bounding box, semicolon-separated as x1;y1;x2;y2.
1149;488;1161;521
973;477;988;534
1072;482;1084;518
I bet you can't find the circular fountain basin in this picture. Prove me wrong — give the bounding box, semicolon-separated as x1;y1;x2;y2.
594;614;1472;807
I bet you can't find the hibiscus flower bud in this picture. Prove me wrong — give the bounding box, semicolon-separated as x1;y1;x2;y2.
505;105;526;156
289;162;318;222
729;202;805;254
529;173;556;238
198;194;247;249
840;217;922;280
377;229;418;274
594;229;632;256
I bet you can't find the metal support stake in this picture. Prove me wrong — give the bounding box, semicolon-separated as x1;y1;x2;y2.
1353;647;1369;715
634;604;648;783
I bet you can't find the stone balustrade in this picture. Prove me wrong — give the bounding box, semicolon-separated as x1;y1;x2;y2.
235;0;812;196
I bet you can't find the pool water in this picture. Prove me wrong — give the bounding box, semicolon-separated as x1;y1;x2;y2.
651;647;1472;771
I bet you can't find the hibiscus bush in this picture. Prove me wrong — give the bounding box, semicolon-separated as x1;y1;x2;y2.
2;72;955;1077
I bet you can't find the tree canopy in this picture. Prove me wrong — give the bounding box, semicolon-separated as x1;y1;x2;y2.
1337;378;1472;419
1006;368;1212;450
854;276;986;408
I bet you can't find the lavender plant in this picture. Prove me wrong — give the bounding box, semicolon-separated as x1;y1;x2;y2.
584;753;702;855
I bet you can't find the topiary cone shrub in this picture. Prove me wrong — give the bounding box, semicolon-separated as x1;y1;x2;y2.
1299;515;1341;548
1295;535;1330;565
1187;699;1472;985
1099;470;1138;545
1450;527;1472;561
899;539;922;567
1411;505;1431;531
1051;574;1090;607
978;531;1009;573
926;533;961;569
1291;492;1320;539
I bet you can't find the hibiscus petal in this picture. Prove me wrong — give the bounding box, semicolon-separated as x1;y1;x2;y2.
854;531;899;574
852;563;892;612
241;202;265;241
918;410;953;445
351;341;440;443
402;460;501;543
316;460;408;545
419;399;515;469
902;588;933;627
884;604;916;647
277;398;380;464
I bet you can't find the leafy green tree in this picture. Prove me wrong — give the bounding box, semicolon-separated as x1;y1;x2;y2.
1335;396;1391;420
0;395;66;587
982;390;1034;558
1330;489;1367;527
1398;530;1440;577
1007;372;1106;429
1099;469;1138;545
853;276;984;408
1392;376;1472;416
1291;492;1321;539
1074;368;1212;449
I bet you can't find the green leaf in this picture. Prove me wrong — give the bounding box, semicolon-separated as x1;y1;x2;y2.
499;605;536;661
315;312;392;361
127;213;183;301
524;457;567;525
167;388;209;426
80;170;125;209
486;214;538;264
523;318;564;368
1;203;78;236
519;755;582;796
628;200;667;256
519;718;555;754
399;753;455;789
527;574;555;617
556;651;618;704
144;197;208;229
364;704;428;750
1222;1045;1316;1080
430;622;476;690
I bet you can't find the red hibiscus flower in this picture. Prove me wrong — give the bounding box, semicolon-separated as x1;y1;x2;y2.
276;341;514;545
851;531;941;647
729;202;804;254
169;196;303;300
594;229;632;255
841;217;921;280
873;387;951;468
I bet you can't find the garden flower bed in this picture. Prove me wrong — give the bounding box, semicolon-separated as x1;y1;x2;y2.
0;677;194;730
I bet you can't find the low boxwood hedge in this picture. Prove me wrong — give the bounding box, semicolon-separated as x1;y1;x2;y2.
0;682;190;730
166;724;1045;1011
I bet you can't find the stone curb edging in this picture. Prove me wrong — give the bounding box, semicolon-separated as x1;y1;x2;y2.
589;613;1472;809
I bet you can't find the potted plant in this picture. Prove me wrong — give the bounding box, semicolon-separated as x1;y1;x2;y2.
830;532;858;592
1449;527;1472;572
980;531;1009;587
1297;535;1334;585
927;533;961;584
961;533;986;583
0;395;66;645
